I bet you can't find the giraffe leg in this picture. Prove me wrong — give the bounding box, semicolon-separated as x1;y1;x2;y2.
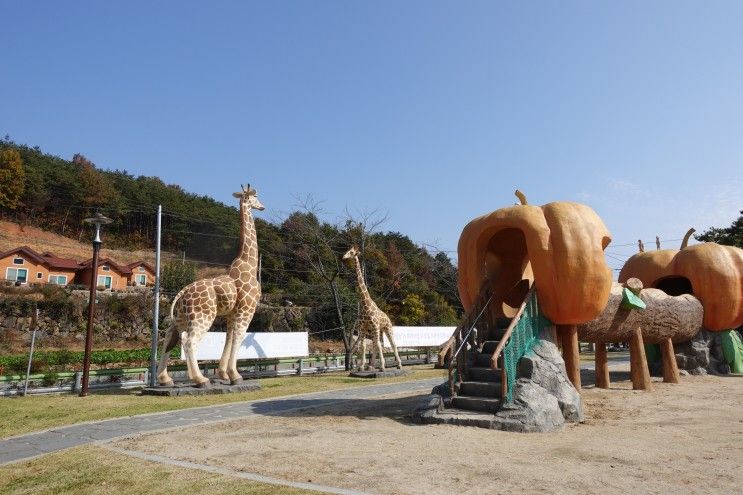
228;328;246;384
375;328;386;371
183;321;212;388
217;320;235;382
227;311;254;384
156;325;177;386
360;335;368;371
369;338;378;369
384;325;402;369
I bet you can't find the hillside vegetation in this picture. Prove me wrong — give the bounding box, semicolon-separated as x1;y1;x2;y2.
0;139;462;333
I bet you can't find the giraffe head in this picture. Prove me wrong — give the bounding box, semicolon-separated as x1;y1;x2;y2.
233;184;265;211
342;246;360;260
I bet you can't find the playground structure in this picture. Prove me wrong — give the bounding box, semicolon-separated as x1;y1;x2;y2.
619;229;743;331
438;191;613;416
618;230;743;375
438;190;743;420
157;184;264;388
577;278;703;389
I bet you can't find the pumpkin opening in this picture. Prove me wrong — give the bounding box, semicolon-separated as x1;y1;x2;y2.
654;276;693;297
483;228;533;319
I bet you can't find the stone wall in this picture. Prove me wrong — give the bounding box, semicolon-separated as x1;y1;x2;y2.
0;290;313;346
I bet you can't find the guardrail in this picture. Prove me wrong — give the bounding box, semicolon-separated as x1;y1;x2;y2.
0;348;437;396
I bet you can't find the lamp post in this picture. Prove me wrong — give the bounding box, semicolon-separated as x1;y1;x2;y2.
80;212;113;397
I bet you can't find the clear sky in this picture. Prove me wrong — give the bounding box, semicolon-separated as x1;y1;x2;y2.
2;1;742;270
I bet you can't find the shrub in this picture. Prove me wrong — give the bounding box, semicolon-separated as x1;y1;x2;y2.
41;371;59;386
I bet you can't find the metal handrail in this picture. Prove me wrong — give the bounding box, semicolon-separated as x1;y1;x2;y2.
447;294;493;396
437;283;492;366
451;296;493;360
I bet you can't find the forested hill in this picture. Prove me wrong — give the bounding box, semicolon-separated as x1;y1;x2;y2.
0;139;462;326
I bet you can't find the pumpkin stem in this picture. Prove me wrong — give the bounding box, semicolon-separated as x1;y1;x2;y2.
655;236;661;250
680;228;696;249
514;190;528;205
638;240;644;252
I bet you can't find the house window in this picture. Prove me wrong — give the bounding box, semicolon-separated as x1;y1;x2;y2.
37;272;43;279
13;257;24;265
102;265;110;272
97;275;112;289
135;274;147;285
49;275;68;285
6;268;28;283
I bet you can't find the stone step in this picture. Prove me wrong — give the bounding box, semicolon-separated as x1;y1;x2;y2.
459;381;502;398
467;366;502;382
475;352;500;367
432;407;500;428
451;395;503;414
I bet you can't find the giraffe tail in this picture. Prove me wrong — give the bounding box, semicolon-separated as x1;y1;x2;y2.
163;325;180;353
160;286;188;352
168;286;188;322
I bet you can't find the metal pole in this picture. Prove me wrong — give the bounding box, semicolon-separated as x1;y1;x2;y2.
80;239;101;397
23;305;39;396
150;204;162;387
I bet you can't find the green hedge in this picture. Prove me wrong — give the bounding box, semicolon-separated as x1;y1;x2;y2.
0;347;181;375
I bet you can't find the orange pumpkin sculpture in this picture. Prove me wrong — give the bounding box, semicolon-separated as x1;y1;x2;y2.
619;229;743;331
458;191;613;325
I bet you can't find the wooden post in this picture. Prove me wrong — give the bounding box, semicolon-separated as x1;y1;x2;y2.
629;327;653;391
595;342;610;389
559;325;581;392
660;338;680;384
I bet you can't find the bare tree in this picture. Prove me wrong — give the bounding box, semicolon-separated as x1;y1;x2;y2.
287;196;358;369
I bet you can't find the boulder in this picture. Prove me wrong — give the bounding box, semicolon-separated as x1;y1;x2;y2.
674;330;730;375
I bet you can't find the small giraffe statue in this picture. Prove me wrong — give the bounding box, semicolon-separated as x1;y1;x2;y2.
157;184;264;388
342;246;402;371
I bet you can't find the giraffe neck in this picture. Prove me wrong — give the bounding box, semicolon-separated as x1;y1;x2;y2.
353;256;373;307
231;202;258;276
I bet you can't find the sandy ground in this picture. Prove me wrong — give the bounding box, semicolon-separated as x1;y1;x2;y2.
116;370;743;495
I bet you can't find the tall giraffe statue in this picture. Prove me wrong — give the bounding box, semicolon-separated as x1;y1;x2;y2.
342;246;402;371
157;184;264;387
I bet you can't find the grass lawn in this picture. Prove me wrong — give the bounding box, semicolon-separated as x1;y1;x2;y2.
0;446;323;495
0;365;446;439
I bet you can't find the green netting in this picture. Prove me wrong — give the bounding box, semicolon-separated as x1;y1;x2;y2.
502;290;551;402
644;343;661;363
721;330;743;374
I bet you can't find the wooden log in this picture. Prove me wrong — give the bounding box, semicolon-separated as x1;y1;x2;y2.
559;324;581;392
660;337;680;384
629;327;653;391
578;282;703;344
595;342;610;389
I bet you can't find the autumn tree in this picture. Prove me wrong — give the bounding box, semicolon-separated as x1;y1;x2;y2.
0;148;25;209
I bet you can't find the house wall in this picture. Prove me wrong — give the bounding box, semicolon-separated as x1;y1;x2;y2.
0;255;77;285
0;254;42;284
127;265;155;286
77;265;126;289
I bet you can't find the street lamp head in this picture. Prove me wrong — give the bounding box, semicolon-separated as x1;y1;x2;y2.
83;212;113;243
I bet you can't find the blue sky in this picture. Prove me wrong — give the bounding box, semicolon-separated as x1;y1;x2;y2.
2;1;742;270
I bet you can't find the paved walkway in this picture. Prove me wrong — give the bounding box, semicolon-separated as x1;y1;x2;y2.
580;355;631;370
0;377;442;467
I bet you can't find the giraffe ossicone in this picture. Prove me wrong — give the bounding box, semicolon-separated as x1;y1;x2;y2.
157;184;264;387
343;246;403;371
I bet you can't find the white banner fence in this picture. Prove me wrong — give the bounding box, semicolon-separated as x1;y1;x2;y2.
184;327;455;361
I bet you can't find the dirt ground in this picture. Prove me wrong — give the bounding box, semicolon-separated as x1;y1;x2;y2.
116;371;743;495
